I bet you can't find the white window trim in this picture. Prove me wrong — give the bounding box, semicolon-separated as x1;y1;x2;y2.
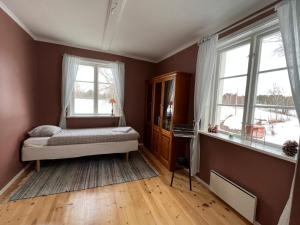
68;59;117;117
209;16;298;151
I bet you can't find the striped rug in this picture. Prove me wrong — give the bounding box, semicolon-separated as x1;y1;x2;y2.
10;152;158;201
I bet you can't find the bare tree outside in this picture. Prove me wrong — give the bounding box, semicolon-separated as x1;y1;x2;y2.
263;32;285;57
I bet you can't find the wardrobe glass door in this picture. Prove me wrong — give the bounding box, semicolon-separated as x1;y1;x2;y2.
162;79;175;131
146;82;152;123
153;81;162;127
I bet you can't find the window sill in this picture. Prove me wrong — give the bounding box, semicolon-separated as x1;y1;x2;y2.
67;115;120;119
198;130;297;164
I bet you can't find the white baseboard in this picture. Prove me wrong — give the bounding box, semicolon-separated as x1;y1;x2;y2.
193;174;210;189
0;163;31;196
181;168;210;189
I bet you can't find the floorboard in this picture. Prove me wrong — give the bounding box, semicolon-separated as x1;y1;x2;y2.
0;148;250;225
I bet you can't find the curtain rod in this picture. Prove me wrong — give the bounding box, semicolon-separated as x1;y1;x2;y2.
215;0;281;35
64;53;123;65
198;0;281;44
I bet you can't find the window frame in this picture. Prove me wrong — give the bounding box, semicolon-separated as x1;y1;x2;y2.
211;18;297;148
213;39;252;135
69;60;116;117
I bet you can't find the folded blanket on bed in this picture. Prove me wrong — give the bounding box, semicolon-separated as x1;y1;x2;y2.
112;127;132;133
47;127;140;146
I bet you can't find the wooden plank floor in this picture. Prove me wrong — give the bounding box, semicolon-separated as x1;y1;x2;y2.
0;149;250;225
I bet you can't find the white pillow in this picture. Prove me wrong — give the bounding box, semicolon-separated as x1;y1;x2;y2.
28;125;62;137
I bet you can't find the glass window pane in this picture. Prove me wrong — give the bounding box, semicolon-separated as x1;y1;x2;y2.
256;70;294;107
254;108;300;145
216;106;244;134
74;82;94;98
74;99;94;114
219;76;247;105
76;65;94;82
98;83;114;115
98;67;113;83
259;32;287;71
98;100;112;114
74;82;94;114
220;43;250;77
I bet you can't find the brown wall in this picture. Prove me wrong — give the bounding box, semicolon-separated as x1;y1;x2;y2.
35;42;156;140
199;135;295;225
0;9;38;189
67;117;119;129
156;44;198;75
156;43;296;225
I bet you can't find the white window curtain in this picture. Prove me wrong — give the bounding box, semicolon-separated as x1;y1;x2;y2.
59;54;80;128
112;61;126;126
277;0;300;224
191;35;218;175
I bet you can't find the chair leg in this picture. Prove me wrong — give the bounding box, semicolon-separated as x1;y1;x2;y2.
35;160;40;173
170;169;175;187
125;152;129;161
189;161;192;191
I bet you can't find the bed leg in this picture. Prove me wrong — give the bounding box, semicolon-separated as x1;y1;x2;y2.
126;152;129;161
35;160;40;172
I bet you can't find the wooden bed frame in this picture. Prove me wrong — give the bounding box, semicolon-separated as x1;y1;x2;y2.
34;152;130;172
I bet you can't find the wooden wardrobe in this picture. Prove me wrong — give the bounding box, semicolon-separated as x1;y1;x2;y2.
144;71;191;170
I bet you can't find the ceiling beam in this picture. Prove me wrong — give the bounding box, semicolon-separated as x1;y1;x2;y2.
102;0;127;51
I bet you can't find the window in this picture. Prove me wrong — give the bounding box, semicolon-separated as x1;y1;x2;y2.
216;43;250;134
70;62;117;116
213;21;300;147
253;32;297;146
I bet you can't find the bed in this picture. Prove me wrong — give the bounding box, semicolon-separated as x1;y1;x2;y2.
22;127;140;172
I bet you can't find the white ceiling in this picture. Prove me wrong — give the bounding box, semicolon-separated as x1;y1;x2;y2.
0;0;274;62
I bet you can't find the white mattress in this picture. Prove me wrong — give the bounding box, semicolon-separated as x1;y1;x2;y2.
24;137;50;147
22;140;138;161
47;127;140;146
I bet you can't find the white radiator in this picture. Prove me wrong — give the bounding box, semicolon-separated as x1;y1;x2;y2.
210;170;257;223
